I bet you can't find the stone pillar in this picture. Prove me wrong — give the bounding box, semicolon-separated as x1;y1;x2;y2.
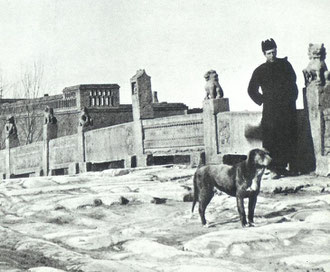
304;82;330;176
4;116;20;179
131;69;154;120
131;119;148;167
76;126;91;173
75;108;93;174
5;139;11;179
303;43;330;176
130;69;154;167
203;98;230;164
42;123;58;176
77;126;85;163
190;152;205;167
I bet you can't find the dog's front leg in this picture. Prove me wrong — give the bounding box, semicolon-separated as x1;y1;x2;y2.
248;195;257;226
236;196;247;227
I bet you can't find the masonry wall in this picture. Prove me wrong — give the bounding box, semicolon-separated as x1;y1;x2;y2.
87;106;133;131
53;106;133;138
152;103;188;118
55;110;81;137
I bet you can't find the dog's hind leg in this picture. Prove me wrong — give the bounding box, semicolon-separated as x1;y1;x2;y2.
198;187;214;225
191;173;198;213
236;196;248;227
248;195;257;226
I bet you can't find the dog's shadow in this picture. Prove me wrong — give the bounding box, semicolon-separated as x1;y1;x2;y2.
204;217;240;228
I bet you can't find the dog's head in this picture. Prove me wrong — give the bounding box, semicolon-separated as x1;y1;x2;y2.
247;149;272;168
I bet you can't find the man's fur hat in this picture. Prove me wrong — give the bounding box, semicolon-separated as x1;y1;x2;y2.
262;38;277;52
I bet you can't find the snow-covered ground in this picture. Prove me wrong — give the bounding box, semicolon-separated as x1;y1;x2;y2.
0;165;329;272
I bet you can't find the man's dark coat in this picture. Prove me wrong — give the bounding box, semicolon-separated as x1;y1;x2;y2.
248;57;298;168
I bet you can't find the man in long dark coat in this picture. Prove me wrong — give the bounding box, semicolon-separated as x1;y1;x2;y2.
248;39;298;178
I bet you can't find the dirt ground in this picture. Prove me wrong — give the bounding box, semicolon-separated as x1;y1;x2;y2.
0;165;329;272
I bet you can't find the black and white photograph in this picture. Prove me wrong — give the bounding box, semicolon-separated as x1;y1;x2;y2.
0;1;329;271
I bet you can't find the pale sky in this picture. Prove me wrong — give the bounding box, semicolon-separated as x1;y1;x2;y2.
0;0;329;110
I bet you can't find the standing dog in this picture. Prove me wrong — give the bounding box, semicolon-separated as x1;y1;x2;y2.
192;149;271;227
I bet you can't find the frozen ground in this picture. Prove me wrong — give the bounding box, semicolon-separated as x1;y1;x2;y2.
0;165;329;272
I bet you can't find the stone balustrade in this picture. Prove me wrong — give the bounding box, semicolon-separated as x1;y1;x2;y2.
1;56;329;178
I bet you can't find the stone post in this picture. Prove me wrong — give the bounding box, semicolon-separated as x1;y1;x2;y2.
203;98;230;164
304;82;330;176
4;116;20;179
76;126;91;173
42;122;58;176
131;99;148;167
130;69;154;167
5;138;11;179
303;43;330;176
75;107;93;174
77;126;85;163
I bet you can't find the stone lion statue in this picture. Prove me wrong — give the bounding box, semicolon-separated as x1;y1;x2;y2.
5;116;17;138
303;43;328;86
79;107;93;127
44;106;57;125
4;115;20;147
204;70;224;100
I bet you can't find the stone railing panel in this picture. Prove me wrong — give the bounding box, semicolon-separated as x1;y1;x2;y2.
216;111;262;155
10;142;43;175
49;135;78;169
85;122;135;163
142;113;204;152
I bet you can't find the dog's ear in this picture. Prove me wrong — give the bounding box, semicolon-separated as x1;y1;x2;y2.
247;148;260;165
263;149;271;157
247;149;258;165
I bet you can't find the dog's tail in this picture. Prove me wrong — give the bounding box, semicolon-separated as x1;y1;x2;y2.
191;172;199;213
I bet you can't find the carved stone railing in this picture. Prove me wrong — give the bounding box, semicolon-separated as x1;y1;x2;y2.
10;142;43;176
143;114;204;151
